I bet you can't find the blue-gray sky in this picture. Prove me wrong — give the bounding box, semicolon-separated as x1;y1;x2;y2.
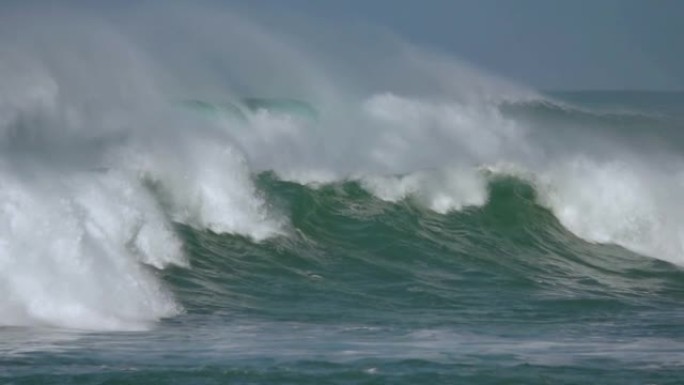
229;0;684;91
5;0;683;90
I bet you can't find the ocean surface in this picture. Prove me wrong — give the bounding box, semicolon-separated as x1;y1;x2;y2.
2;6;684;385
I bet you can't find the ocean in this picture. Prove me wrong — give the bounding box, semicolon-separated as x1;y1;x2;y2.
1;6;684;385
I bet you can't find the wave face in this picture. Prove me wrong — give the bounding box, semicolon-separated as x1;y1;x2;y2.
2;4;684;385
175;173;684;318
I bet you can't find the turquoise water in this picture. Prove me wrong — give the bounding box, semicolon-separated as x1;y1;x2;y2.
2;7;684;384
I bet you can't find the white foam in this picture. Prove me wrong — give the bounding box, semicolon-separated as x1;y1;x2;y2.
361;167;487;213
537;157;684;265
0;166;183;330
0;8;285;330
120;136;284;241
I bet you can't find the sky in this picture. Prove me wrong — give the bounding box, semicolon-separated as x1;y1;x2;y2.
228;0;684;91
3;0;683;91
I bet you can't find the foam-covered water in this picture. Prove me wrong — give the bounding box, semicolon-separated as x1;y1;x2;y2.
2;4;684;384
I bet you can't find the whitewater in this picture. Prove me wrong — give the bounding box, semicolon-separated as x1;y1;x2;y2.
2;4;684;385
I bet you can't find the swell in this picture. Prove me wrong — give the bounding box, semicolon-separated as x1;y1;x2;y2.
168;173;684;326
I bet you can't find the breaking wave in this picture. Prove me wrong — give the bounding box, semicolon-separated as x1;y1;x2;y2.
1;4;683;330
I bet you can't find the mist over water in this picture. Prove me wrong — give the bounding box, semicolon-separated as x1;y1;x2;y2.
2;4;684;384
2;2;684;330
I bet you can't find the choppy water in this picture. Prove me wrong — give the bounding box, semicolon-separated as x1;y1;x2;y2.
1;4;684;384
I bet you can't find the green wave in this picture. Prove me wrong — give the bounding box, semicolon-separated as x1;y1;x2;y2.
164;173;684;326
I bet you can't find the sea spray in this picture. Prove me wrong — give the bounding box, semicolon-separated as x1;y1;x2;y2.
1;3;684;333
